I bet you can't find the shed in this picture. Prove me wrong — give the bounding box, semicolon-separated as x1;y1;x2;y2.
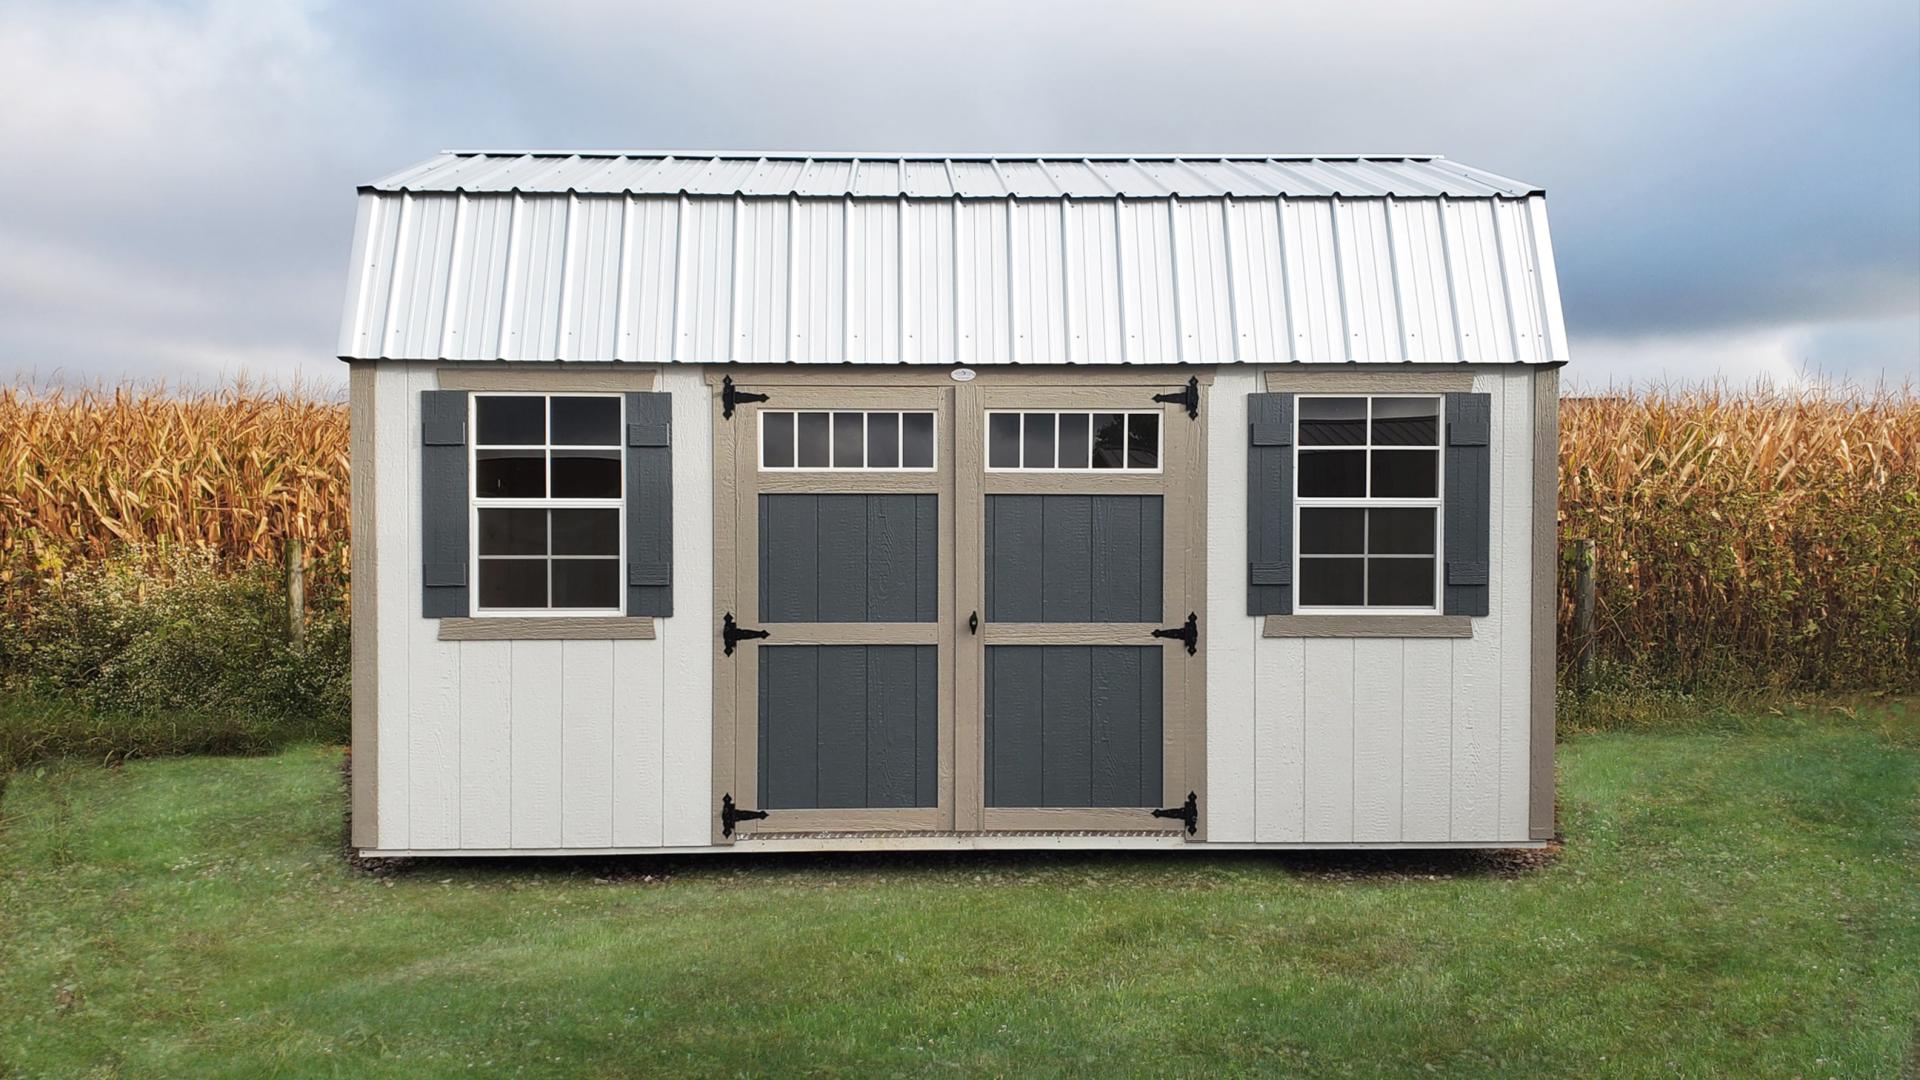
339;150;1565;855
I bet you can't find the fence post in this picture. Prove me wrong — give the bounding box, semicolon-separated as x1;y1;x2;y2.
286;537;305;650
1572;538;1595;691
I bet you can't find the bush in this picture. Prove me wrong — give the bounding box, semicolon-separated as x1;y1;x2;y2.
0;550;346;771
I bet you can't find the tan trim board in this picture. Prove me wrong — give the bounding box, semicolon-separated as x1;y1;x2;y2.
1262;369;1473;392
710;376;739;844
436;364;657;391
981;622;1164;645
437;617;656;641
982;474;1169;495
743;623;940;646
740;808;945;834
348;361;378;849
981;808;1184;832
756;472;943;494
1263;615;1473;638
953;380;986;831
1530;365;1560;839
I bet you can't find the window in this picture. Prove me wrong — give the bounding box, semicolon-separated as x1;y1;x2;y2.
471;394;623;613
1295;395;1441;611
760;411;936;470
985;411;1160;471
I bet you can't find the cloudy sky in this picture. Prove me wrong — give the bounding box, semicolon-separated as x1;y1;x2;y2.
2;0;1915;393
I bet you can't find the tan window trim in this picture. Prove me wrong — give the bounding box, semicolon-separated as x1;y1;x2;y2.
1263;368;1472;393
1263;614;1471;638
436;364;657;391
438;616;656;641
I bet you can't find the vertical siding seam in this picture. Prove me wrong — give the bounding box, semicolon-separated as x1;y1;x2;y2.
557;193;579;360
728;196;744;364
1221;197;1243;362
1384;198;1411;362
1059;199;1076;363
1112;199;1131;364
379;193;415;359
669;195;688;363
1003;198;1017;362
1490;200;1524;363
1437;197;1468;363
438;195;469;358
1329;198;1354;362
1275;201;1298;362
786;197;801;359
613;196;635;360
498;194;524;361
843;197;854;361
1167;197;1187;362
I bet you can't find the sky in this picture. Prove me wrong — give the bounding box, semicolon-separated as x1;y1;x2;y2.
1;0;1915;394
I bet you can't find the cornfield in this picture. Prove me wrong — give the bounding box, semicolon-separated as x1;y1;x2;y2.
3;381;1916;691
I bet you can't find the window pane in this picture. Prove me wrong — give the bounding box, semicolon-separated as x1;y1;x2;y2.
552;559;620;609
1301;508;1364;554
1091;413;1126;469
478;508;546;556
1299;397;1365;446
762;412;795;468
1299;557;1364;606
1022;412;1056;468
549;396;620;445
902;412;935;468
1372;397;1439;446
1127;412;1159;469
475;449;545;498
1368;507;1436;555
797;412;830;467
832;412;865;468
551;448;620;498
1057;413;1091;469
551;508;619;555
478;558;546;608
988;413;1020;469
866;412;900;468
475;396;543;445
1368;557;1436;607
1372;449;1438;498
1298;449;1365;497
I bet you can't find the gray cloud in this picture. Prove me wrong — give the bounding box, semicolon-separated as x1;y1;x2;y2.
2;0;1914;389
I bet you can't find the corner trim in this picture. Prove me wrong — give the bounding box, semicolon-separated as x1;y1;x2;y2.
437;617;657;641
1263;615;1471;638
348;361;378;848
1530;365;1560;839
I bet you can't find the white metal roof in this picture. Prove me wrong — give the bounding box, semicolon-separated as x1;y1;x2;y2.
365;151;1542;200
339;151;1569;366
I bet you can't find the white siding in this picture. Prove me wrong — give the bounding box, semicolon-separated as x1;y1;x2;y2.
1204;366;1540;845
365;360;712;852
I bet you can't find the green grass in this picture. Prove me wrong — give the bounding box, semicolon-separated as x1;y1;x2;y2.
3;705;1918;1078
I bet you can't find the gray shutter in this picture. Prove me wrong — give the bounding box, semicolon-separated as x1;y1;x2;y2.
1443;392;1492;616
625;391;673;616
1247;392;1294;615
421;390;470;618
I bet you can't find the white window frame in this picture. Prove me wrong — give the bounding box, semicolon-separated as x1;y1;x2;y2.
469;392;626;618
757;409;939;472
1293;394;1445;616
982;410;1165;473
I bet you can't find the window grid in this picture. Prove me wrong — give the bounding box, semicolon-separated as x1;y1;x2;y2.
1294;395;1444;615
758;410;938;471
983;410;1163;472
470;393;625;617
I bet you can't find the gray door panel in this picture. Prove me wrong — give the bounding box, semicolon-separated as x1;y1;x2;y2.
986;495;1163;623
985;645;1163;808
759;645;938;810
760;494;939;623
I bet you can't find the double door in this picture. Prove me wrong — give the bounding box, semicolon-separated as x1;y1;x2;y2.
712;373;1207;841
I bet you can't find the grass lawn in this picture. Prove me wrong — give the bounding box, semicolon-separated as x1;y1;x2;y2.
2;704;1917;1077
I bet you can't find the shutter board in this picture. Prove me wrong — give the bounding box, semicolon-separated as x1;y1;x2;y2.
420;390;470;618
625;391;674;616
1443;391;1492;617
1247;392;1294;615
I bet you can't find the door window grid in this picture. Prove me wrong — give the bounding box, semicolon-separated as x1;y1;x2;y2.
759;410;937;471
470;393;624;616
985;411;1162;472
1294;395;1443;614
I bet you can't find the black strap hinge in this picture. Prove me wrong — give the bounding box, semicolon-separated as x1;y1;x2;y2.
721;376;770;419
721;793;769;837
1153;791;1199;835
1152;375;1200;420
1152;611;1199;655
722;612;771;656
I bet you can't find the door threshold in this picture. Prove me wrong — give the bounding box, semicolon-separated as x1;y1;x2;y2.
744;829;1182;842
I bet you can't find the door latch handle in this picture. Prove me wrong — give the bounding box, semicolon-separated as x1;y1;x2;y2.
722;612;771;656
1152;612;1199;655
968;611;979;635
